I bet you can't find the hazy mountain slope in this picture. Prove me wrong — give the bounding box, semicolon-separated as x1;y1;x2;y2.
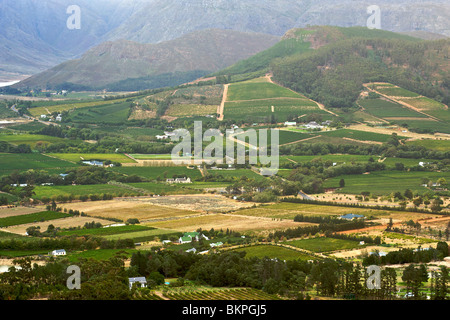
17;29;280;89
107;0;450;44
0;0;146;78
2;0;449;79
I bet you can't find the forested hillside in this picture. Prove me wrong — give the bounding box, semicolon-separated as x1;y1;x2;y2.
271;29;449;108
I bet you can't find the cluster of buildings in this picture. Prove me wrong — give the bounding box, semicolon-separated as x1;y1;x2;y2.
40;114;62;122
166;177;192;184
156;131;176;140
284;120;332;130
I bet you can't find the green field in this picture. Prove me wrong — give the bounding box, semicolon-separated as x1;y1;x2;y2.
0;153;77;177
67;101;132;124
104;228;181;242
0;211;70;227
0;133;64;148
407;139;450;151
28;98;128;117
47;153;136;164
318;129;405;143
208;169;266;181
235;129;312;146
324;171;450;195
224;98;325;122
358;98;426;118
391;119;450;134
111;166;202;180
284;237;363;253
232;244;316;261
58;225;155;237
375;87;420;97
127;182;200;195
67;248;137;262
281;154;375;165
32;184;142;200
128;154;173;160
227;80;304;101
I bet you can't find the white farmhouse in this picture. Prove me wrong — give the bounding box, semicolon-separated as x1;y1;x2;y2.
128;277;147;289
51;249;66;256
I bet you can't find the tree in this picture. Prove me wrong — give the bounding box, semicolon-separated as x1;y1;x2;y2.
339;179;345;188
430;199;442;213
404;189;413;200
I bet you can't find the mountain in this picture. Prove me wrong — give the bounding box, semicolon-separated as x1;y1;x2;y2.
215;26;449;108
2;0;449;80
16;29;280;90
0;0;146;78
270;27;450;108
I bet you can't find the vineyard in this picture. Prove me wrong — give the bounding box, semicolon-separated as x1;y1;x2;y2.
133;288;282;300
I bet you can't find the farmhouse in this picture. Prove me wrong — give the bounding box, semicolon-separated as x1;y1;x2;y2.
156;131;177;140
82;160;104;167
210;242;223;248
128;277;147;289
178;232;209;244
166;177;192;184
304;121;324;130
284;121;297;126
51;249;66;256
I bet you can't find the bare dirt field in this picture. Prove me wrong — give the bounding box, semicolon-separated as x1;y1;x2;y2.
347;124;445;140
133;194;257;213
147;213;314;236
59;199;198;222
4;216;113;235
0;206;41;218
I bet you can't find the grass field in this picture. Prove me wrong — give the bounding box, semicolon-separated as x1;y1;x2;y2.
280;154;376;165
47;153;136;164
232;244;316;261
0;153;77;177
128;154;173;160
104;228;181;242
166;104;218;117
358;98;426;118
0;133;64;148
66;248;137;262
0;211;70;227
283;237;363;253
375;87;420;97
323;171;450;195
317;129;404;143
407;139;450;151
58;224;155;237
207;169;266;181
227;80;304;101
235;129;312;146
32;184;142;200
224;99;325;122
28;98;128;117
111;166;202;180
67;101;132;124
